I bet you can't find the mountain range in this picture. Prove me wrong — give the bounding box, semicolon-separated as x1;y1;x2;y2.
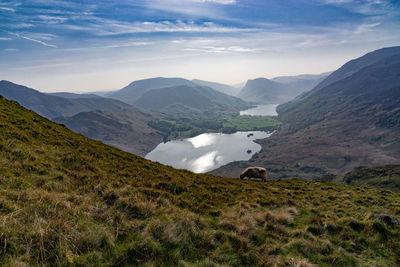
0;80;163;156
212;46;400;179
135;84;250;116
0;80;131;119
237;72;329;104
109;77;250;116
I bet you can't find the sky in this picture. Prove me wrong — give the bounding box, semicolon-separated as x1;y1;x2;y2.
0;0;399;92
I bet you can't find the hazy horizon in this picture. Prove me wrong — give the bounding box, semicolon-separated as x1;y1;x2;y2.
1;0;399;93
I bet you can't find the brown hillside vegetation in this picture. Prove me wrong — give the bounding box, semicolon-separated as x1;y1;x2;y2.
1;95;400;266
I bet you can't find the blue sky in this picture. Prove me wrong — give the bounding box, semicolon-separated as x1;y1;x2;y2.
0;0;399;92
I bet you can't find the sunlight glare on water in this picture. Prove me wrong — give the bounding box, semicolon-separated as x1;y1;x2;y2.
146;131;272;173
188;134;218;148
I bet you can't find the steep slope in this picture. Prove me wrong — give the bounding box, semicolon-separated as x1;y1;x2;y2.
54;109;163;156
109;77;195;105
312;46;400;93
278;54;400;132
279;46;400;113
272;72;330;95
0;80;131;119
192;79;241;96
213;48;400;179
237;78;295;104
1;94;400;266
272;72;330;84
135;85;250;116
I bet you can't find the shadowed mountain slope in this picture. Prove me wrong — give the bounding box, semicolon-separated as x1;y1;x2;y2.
237;78;292;103
212;47;400;179
281;46;400;107
237;76;320;104
272;72;330;96
0;80;130;119
54;109;163;157
1;94;400;266
110;77;250;115
109;77;195;105
135;85;250;116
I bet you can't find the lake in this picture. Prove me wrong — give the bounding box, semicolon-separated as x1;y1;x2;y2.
240;104;279;116
146;131;272;173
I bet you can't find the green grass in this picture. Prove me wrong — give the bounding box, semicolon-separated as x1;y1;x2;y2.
222;115;281;131
322;165;400;193
149;115;281;140
1;95;400;266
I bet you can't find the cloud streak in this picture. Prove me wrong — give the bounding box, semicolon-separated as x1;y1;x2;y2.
10;32;57;48
63;19;257;36
0;6;15;12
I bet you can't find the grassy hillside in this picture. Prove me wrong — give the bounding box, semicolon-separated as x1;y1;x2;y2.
322;165;400;193
1;95;400;266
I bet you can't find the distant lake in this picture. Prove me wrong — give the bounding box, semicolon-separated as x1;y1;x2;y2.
240;104;279;116
146;131;272;173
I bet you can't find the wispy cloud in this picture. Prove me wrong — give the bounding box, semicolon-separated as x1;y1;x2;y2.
321;0;397;15
1;0;399;91
185;45;256;54
143;0;232;19
10;32;57;48
38;15;68;24
0;6;15;12
58;41;155;52
4;48;18;51
9;23;35;29
27;33;57;40
63;19;257;36
354;22;381;34
191;0;236;4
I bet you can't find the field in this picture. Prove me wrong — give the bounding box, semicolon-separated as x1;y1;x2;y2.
149;115;281;141
222;115;281;132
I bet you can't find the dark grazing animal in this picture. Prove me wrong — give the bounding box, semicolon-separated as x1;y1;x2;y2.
240;167;267;182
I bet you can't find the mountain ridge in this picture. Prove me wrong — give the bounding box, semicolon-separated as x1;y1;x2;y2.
0;80;131;119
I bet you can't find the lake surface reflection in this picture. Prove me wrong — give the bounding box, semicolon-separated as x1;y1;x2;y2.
145;131;272;173
240;104;279;116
